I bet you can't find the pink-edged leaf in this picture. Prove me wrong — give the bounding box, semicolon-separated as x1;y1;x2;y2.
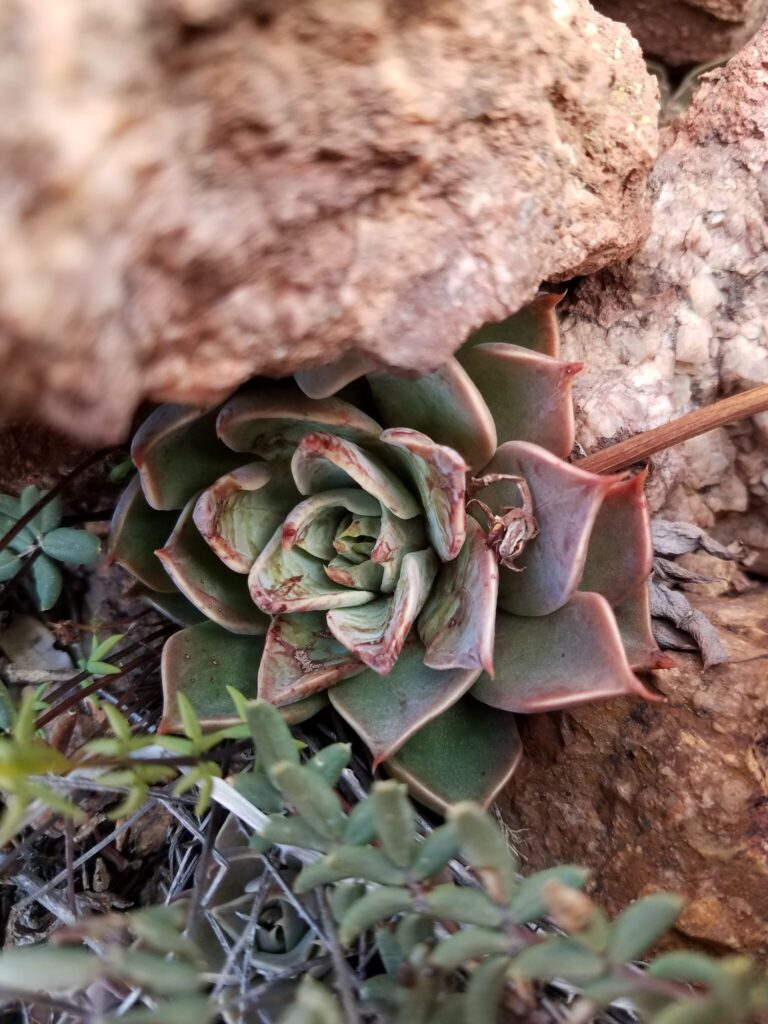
471;592;660;713
461;292;564;357
326;549;438;674
108;475;177;592
193;462;300;574
281;490;380;559
329;638;479;766
481;442;620;617
457;345;581;457
291;433;421;519
249;527;377;614
294;354;377;399
371;508;428;594
132;404;244;511
579;469;653;606
614;586;676;671
368;359;497;472
419;518;498;675
159;621;325;732
156;497;269;635
380;428;467;561
217;382;381;459
258;612;365;707
325;556;384;591
385;695;522;813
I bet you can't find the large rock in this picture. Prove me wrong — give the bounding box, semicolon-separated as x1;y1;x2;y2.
500;587;768;957
593;0;768;65
561;24;768;558
0;0;658;443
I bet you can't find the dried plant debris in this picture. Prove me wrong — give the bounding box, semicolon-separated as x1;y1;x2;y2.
649;520;737;668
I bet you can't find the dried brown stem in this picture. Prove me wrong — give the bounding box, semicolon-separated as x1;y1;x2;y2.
579;384;768;474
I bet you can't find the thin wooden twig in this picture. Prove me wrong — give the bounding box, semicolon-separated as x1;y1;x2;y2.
579;383;768;475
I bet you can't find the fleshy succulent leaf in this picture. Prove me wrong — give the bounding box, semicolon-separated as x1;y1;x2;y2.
368;359;497;473
157;497;269;635
471;593;659;713
109;476;177;592
329;639;480;767
371;508;428;594
32;554;63;611
326;549;438;674
250;527;377;614
294;354;377;399
419;518;499;675
124;581;208;626
281;490;381;559
257;612;365;705
457;344;581;457
481;441;619;617
41;527;100;566
132;405;244;511
462;292;563;357
193;462;300;573
579;469;654;606
386;696;522;813
291;433;421;519
216;382;381;458
380;428;467;561
159;621;325;732
614;586;675;671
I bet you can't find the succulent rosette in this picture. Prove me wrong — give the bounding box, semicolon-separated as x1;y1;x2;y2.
110;297;667;811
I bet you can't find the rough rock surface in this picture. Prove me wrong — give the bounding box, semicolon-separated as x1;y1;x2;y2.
501;586;768;957
561;24;768;562
593;0;768;66
0;0;658;443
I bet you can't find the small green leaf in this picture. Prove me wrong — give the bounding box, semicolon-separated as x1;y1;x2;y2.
260;814;332;852
424;885;503;927
88;660;122;677
0;946;101;991
32;554;63;611
339;886;412;945
128;907;200;961
101;703;132;741
412;822;460;881
41;527;100;565
464;955;510;1024
100;997;215;1024
648;951;732;987
0;550;21;583
177;692;203;744
280;977;344;1024
38;494;62;534
449;802;518;902
306;743;351;786
295;846;406;892
331;882;367;923
429;927;509;970
0;681;14;731
509;937;605;983
375;926;404;974
91;633;124;662
508;865;590;924
105;948;200;995
396;913;434;957
609;893;684;963
245;699;299;770
233;769;282;814
372;780;416;868
649;999;726;1024
270;762;346;839
343;798;377;845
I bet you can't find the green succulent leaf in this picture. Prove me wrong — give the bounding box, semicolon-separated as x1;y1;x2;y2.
326;549;438;675
295;353;377;399
449;802;518;902
157;496;269;634
387;697;522;814
463;954;510;1024
0;550;21;583
472;594;656;713
419;518;498;675
108;476;177;591
510;937;605;983
242;698;300;769
269;762;346;839
295;846;407;891
429;927;509;970
508;866;590;924
41;527;100;565
343;798;378;845
368;360;497;473
306;743;352;786
329;639;480;767
260;814;332;853
463;292;562;357
279;976;344;1024
0;946;102;992
424;885;504;928
411;822;460;880
614;586;673;671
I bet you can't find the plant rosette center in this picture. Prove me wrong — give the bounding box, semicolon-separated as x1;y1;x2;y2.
110;296;666;811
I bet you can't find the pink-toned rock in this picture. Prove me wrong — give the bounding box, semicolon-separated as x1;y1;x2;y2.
561;23;768;569
0;0;658;443
593;0;768;66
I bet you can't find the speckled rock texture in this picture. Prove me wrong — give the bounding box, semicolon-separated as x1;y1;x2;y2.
0;0;658;443
561;24;768;570
501;586;768;957
593;0;767;65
